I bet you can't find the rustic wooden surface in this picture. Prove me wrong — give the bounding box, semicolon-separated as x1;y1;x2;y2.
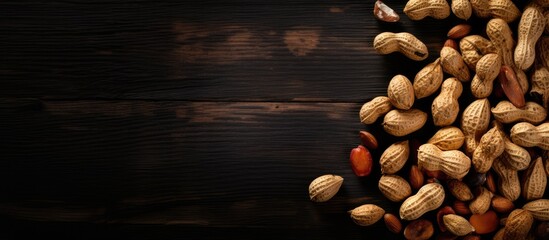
0;0;533;239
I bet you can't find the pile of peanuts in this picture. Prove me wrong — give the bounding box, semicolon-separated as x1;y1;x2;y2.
309;0;549;239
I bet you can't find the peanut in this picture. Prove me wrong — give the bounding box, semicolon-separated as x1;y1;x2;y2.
459;35;497;70
418;143;471;179
374;0;400;22
469;187;494;215
472;126;505;173
382;109;427;137
447;179;473;201
503;209;534;240
488;0;521;23
383;213;402;233
451;0;472;20
443;214;475;236
491;195;515;213
491;101;547;124
493;158;521;201
379;174;412;202
510;122;549;150
440;46;470;82
349;204;385;226
373;32;428;61
380;140;409;174
447;24;472;39
521;157;547;201
530;65;549;109
522;198;549;221
427;126;465;151
403;0;450;20
432;78;462;126
387;74;414;110
470;53;502;98
413;58;443;99
460;98;491;155
359;96;392;124
400;183;445;220
470;0;491;18
309;174;344;202
500;137;531;171
514;3;545;70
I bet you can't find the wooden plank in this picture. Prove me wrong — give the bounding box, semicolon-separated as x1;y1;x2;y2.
0;0;463;101
0;99;419;237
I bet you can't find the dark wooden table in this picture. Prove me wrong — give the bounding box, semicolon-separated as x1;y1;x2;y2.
0;0;517;239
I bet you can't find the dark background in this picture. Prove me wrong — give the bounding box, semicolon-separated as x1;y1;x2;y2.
0;0;529;239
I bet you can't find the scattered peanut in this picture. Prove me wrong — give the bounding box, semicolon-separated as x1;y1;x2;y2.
418;143;471;179
403;0;450;20
384;213;402;233
521;157;547;200
493;159;521;201
373;32;428;61
469;187;494;215
359;96;393;124
400;183;445;220
472;126;505;173
460;98;491;155
510;122;549;150
413;58;443;99
491;101;547;124
388;74;415;110
470;53;502;98
379;174;412;202
349;204;385;226
443;214;475;236
459;35;497;70
514;3;545;70
522;198;549;221
447;179;473;201
451;0;472;20
427;126;465;151
503;209;534;240
440;46;470;82
309;174;344;202
380;140;409;174
432;78;462;126
382;109;427;137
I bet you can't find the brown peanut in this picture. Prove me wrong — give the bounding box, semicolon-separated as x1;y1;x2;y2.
447;179;473;201
460;98;491;155
443;214;475;236
472;126;505;173
379;174;412;202
380;140;409;174
522;198;549;221
470;53;502;98
504;209;534;240
417;143;471;179
432;78;462;126
403;0;450;20
440;46;470;82
521;157;547;201
427;126;465;151
493;158;521;201
373;32;428;61
515;3;545;70
400;183;445;220
460;35;497;70
349;204;385;226
451;0;472;20
388;74;414;110
413;58;443;99
469;187;494;215
359;96;392;124
491;101;547;124
383;109;427;137
510;122;549;150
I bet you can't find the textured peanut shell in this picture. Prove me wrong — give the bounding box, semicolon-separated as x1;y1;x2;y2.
447;179;473;201
515;4;545;70
470;0;490;18
451;0;472;20
492;101;547;124
470;53;501;98
400;183;445;220
510;122;549;150
387;74;414;110
378;175;412;202
309;174;344;202
460;35;496;70
493;158;520;201
413;58;443;99
489;0;521;23
522;199;549;221
521;157;546;200
359;96;392;124
503;209;533;240
461;98;491;155
469;187;494;215
440;46;470;82
427;126;465;151
349;204;385;226
500;137;531;171
417;143;471;179
530;65;549;109
432;78;462;127
383;109;427;137
380;140;409;174
403;0;450;20
443;214;475;236
373;32;428;61
472;127;505;173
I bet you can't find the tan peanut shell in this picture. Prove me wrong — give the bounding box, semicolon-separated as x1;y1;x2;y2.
530;66;549;109
521;157;547;200
470;53;501;98
461;98;491;155
413;58;443;99
503;209;534;240
387;74;414;110
443;214;475;236
400;183;445;220
460;35;497;70
417;143;471;179
489;0;521;23
427;126;465;151
382;109;427;137
491;101;547;124
515;3;545;70
493;158;521;201
440;46;470;82
501;137;531;171
432;78;462;126
359;96;392;124
447;179;473;201
470;0;491;18
378;174;412;202
469;187;494;215
403;0;450;20
522;199;549;221
510;122;549;150
472;126;505;173
373;32;428;61
380;140;409;174
309;174;344;202
349;204;385;226
451;0;472;20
